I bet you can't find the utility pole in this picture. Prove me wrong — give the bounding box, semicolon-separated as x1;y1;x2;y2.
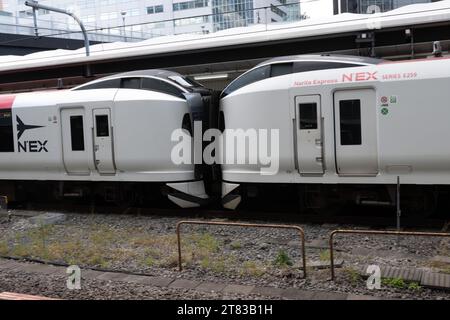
121;11;127;42
25;0;90;57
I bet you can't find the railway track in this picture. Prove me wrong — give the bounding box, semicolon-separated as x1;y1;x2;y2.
1;203;449;300
6;201;447;230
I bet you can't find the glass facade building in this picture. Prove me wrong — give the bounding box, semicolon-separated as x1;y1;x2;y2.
338;0;441;14
0;0;302;39
0;0;442;42
212;0;254;31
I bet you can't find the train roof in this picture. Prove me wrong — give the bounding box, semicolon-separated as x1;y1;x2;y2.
101;68;206;91
258;54;384;66
104;69;183;80
71;68;208;94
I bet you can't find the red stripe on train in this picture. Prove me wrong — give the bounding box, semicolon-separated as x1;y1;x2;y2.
0;95;15;109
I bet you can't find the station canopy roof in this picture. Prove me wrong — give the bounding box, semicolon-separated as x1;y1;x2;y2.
0;1;449;72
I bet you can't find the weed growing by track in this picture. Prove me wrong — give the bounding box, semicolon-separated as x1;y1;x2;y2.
0;218;299;279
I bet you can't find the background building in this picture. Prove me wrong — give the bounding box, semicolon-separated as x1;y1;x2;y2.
301;0;442;19
0;0;444;42
0;0;300;41
335;0;442;14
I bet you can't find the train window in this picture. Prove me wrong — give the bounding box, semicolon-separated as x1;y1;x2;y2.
168;75;193;88
70;115;85;151
74;79;120;90
121;77;141;89
222;65;270;97
95;115;109;137
299;103;318;130
271;63;293;78
179;76;204;88
0;109;14;152
339;99;361;145
141;78;185;99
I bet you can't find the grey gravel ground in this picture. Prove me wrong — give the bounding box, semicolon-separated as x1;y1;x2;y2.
0;268;269;300
0;210;449;300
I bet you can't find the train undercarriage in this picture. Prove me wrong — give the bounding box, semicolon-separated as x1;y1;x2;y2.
0;179;447;218
0;180;208;209
222;183;447;217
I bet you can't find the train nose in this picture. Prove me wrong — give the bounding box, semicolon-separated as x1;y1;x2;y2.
166;181;209;208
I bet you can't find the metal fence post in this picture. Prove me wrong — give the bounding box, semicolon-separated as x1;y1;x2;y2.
176;220;307;278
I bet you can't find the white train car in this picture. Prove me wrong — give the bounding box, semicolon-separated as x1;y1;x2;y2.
220;54;450;213
0;70;211;208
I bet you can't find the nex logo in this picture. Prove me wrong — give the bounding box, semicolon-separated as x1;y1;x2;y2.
18;140;48;153
342;71;378;82
16;116;48;153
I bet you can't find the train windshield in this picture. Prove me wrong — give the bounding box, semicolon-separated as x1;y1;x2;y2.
167;76;194;88
221;65;270;98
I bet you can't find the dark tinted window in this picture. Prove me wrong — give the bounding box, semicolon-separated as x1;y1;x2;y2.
95;115;109;137
70;115;85;151
222;61;362;97
121;77;141;89
271;63;293;77
294;61;360;73
74;78;121;90
183;76;203;87
339;99;361;145
0;109;14;152
142;78;185;98
222;65;270;96
299;103;317;130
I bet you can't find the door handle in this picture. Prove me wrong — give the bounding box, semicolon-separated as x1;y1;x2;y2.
316;157;323;162
94;145;99;152
95;160;100;165
315;139;322;146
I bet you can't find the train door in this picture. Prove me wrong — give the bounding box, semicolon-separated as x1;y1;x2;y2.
61;108;90;175
294;95;324;175
334;89;378;175
93;108;116;174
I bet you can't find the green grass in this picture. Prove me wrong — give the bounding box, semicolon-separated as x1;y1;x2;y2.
273;250;293;267
407;282;422;291
230;241;242;250
194;233;220;252
241;261;266;277
343;267;363;285
200;256;229;273
319;249;330;262
382;277;407;289
0;240;8;255
382;277;422;291
0;223;274;278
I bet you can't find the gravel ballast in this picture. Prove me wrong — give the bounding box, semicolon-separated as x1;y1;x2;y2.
0;211;449;300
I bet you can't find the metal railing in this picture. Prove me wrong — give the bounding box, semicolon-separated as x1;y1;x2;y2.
0;196;7;211
176;220;307;278
329;229;450;280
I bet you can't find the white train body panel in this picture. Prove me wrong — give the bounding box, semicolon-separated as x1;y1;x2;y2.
0;88;193;182
220;57;450;186
0;70;214;207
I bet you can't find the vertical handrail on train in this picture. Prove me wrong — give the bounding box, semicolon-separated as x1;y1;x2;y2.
176;220;307;278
